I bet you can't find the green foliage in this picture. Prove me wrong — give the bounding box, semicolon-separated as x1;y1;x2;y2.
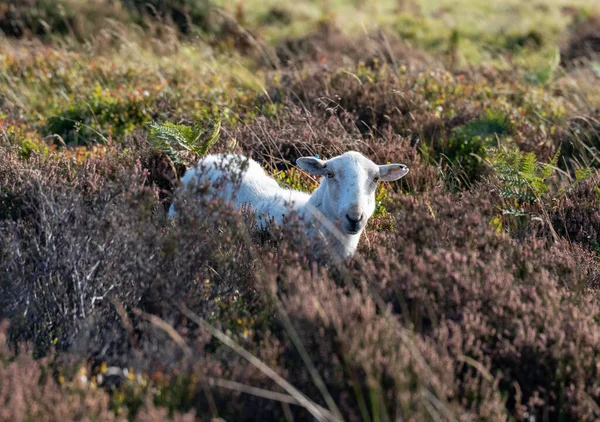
374;183;392;219
523;46;562;86
393;13;451;52
451;109;511;148
575;166;595;182
446;109;512;183
503;30;544;52
272;167;319;193
107;370;196;419
1;120;50;158
489;147;560;204
45;85;156;145
148;120;221;164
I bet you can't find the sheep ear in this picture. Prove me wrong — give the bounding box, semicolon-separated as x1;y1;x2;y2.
378;164;409;181
296;157;327;176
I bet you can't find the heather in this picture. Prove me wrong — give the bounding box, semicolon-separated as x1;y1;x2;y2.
1;1;600;421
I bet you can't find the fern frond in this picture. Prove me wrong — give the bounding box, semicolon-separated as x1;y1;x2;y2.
148;120;221;164
575;166;594;182
541;147;560;180
198;120;221;156
489;146;559;205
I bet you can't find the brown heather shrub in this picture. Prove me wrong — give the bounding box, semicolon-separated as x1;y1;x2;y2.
555;109;600;170
0;322;196;421
2;121;600;420
228;106;439;193
0;137;270;363
356;187;600;419
278;268;484;420
273;26;435;71
0;0;141;43
0;357;122;421
160;184;600;420
0;321;113;422
134;405;196;422
281;64;548;148
560;13;600;66
275;65;474;140
119;0;214;35
267;59;573;185
550;173;600;255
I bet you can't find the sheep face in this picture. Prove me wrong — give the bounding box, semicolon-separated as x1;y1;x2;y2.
297;151;409;235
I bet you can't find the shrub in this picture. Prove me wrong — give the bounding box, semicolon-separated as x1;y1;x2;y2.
550;173;600;254
445;109;512;184
273;26;434;69
560;13;600;66
488;146;559;204
0;0;128;41
148;120;221;165
364;187;600;419
4;128;600;419
120;0;215;35
229;105;440;193
0;322;197;421
555;109;600;172
271;60;568;187
45;85;159;145
0;0;75;38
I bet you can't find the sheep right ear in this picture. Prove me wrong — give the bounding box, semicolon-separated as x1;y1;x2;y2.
378;164;409;181
296;156;327;176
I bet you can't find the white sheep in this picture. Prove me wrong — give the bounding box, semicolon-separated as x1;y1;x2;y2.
169;151;409;260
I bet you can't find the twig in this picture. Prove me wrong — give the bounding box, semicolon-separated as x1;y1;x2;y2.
132;307;192;358
208;377;300;405
178;303;340;422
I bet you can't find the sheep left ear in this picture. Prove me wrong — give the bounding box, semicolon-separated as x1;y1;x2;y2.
296;156;327;176
378;164;409;181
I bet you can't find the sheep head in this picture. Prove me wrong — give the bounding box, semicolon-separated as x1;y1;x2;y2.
296;151;408;235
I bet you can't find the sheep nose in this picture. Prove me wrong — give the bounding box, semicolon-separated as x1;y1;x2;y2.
345;213;363;224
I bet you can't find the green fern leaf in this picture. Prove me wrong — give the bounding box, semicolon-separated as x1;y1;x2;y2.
521;152;538;178
489;146;559;205
147;120;221;164
541;147;560;180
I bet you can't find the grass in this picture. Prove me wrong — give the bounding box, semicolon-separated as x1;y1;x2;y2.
1;0;600;420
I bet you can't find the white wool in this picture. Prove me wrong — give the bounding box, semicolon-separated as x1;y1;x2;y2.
169;152;409;260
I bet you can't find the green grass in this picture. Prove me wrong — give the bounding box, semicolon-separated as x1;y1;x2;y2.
219;0;598;71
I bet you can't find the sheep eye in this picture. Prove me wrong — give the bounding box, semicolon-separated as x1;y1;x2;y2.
373;176;380;183
326;171;335;179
